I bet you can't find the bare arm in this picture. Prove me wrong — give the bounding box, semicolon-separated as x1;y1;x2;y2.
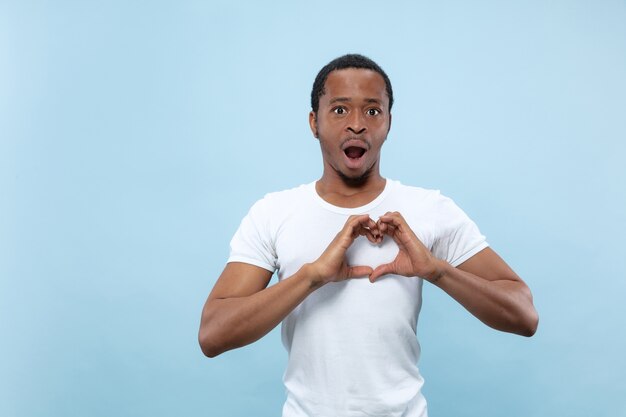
370;212;538;337
199;262;319;357
432;248;538;336
198;214;380;357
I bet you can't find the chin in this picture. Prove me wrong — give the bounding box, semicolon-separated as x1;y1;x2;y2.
338;169;371;186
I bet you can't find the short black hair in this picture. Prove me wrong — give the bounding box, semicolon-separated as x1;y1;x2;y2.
310;53;394;114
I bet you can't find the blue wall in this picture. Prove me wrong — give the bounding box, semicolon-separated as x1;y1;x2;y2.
1;1;625;416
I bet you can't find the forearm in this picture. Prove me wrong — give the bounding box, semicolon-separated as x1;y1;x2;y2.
431;260;538;336
199;264;322;357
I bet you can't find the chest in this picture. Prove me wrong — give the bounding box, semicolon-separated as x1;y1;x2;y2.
273;209;434;281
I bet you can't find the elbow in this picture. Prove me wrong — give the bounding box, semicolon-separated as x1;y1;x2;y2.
199;303;230;358
523;309;539;337
514;306;539;337
198;321;227;358
512;284;539;337
199;331;224;358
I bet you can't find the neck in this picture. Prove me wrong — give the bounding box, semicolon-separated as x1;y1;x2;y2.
316;163;386;207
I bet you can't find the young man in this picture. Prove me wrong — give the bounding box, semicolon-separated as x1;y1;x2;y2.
199;54;538;417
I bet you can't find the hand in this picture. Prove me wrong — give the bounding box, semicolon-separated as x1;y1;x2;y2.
369;211;443;283
309;214;381;285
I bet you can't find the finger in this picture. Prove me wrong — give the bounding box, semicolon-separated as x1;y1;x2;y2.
378;223;398;244
361;216;382;239
377;219;387;234
349;215;382;242
345;214;370;227
376;212;393;228
384;224;409;248
379;213;412;242
381;223;397;236
365;216;379;234
348;265;374;279
346;214;374;233
369;263;395;282
378;212;407;229
339;215;371;242
355;214;375;226
358;227;378;243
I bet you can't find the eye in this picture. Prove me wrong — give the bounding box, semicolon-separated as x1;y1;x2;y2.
367;108;380;116
333;106;347;115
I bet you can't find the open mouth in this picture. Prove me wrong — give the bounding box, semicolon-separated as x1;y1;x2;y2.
344;146;367;159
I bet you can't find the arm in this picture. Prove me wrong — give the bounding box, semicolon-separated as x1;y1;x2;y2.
198;262;319;357
433;248;538;336
198;214;380;357
370;212;538;337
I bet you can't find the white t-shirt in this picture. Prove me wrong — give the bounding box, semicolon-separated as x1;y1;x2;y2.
228;179;488;417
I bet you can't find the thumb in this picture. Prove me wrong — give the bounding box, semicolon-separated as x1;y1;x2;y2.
347;265;374;279
369;263;395;283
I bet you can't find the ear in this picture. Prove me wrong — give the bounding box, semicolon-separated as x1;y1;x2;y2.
387;112;392;134
309;111;318;138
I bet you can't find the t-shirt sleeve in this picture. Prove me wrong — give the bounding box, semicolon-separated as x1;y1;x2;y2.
430;193;489;267
227;197;278;273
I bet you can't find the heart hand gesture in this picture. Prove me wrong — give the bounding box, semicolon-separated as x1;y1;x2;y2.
369;212;443;283
309;214;381;285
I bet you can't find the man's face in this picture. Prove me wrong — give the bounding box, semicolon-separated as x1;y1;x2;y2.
309;68;391;184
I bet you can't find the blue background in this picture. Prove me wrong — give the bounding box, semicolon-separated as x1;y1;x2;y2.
2;1;625;416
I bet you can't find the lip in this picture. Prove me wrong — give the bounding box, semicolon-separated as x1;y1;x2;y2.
341;138;370;153
341;139;369;170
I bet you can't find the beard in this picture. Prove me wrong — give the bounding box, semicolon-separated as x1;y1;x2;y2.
335;159;377;187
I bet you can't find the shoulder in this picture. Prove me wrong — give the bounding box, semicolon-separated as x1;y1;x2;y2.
244;182;314;221
253;182;312;208
232;182;313;243
388;179;468;220
388;179;448;206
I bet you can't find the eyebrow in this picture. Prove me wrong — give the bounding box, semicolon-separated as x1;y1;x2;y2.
328;97;383;105
329;97;351;104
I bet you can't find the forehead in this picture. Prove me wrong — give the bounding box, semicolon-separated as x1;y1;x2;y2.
321;68;388;106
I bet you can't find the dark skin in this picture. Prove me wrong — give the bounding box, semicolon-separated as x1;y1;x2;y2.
199;68;538;358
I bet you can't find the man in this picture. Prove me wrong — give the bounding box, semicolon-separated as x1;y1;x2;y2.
199;54;538;417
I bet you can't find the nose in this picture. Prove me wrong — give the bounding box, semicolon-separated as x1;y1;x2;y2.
346;111;366;135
